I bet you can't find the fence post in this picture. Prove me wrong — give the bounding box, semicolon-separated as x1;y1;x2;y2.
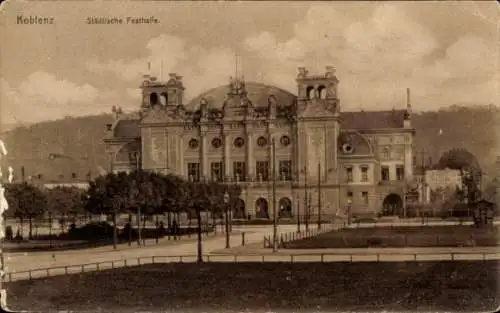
242;232;245;246
207;255;211;262
29;270;32;280
262;255;265;262
81;264;85;273
152;256;156;264
376;254;380;262
451;253;454;261
138;257;141;265
321;253;324;262
111;261;115;269
96;263;100;270
414;254;417;261
180;256;183;263
64;266;68;275
291;255;294;263
124;260;128;267
46;268;50;277
234;255;237;263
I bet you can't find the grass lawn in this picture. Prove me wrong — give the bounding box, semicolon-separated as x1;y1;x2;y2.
286;225;499;249
5;261;499;312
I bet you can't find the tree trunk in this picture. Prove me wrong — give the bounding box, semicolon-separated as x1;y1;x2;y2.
112;211;117;250
155;215;159;244
137;206;141;246
128;213;132;246
212;211;216;235
142;214;146;246
167;211;172;240
28;217;33;240
196;208;203;263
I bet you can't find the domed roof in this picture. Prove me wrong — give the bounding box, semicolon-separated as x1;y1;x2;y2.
187;82;297;109
338;131;373;156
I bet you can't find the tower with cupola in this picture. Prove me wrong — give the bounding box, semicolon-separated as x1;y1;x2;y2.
295;66;342;215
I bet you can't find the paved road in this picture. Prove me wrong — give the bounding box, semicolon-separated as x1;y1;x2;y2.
4;224;300;274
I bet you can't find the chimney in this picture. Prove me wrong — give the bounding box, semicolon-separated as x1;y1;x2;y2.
106;124;113;132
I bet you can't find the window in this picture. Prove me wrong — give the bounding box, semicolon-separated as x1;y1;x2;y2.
347;191;353;204
210;162;223;182
280;135;291;146
362;192;369;205
396;165;405;181
257;136;267;147
211;138;222;148
234;137;245;148
346;167;353;183
256;161;269;181
187;162;200;182
360;166;368;182
233;162;246;181
382;147;390;160
279;160;292;181
381;166;390;181
189;139;199;149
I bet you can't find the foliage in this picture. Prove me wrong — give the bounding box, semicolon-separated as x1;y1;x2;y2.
4;182;47;221
46;186;85;217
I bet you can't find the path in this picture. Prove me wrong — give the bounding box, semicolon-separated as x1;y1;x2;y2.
4;225;298;273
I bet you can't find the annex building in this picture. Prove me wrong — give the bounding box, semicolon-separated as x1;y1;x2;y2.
104;66;415;220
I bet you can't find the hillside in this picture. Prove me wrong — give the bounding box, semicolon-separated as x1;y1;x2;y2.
1;105;498;182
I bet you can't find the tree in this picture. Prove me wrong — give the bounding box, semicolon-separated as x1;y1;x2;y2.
85;172;131;249
46;186;85;233
4;182;47;239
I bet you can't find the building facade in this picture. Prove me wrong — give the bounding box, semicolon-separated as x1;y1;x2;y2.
104;67;415;219
425;168;463;192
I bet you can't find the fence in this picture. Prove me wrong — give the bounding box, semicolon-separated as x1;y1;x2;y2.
5;251;500;283
262;225;335;249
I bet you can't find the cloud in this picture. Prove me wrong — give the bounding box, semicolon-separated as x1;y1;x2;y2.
242;4;497;110
0;72;103;124
87;34;236;103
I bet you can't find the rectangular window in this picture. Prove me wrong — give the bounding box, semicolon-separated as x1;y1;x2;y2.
396;165;405;181
279;160;292;181
347;191;353;204
187;162;200;182
360;166;368;182
381;166;390;181
210;161;223;182
346;167;353;183
233;161;246;181
256;161;269;181
362;192;369;205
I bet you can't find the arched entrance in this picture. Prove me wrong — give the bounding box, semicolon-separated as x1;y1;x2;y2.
232;199;245;219
278;197;292;218
255;198;269;219
382;193;403;216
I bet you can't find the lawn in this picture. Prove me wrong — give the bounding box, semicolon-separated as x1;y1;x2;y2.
5;261;499;312
285;225;499;249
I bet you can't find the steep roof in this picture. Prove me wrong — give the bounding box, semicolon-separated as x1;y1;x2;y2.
112;118;141;139
341;110;406;130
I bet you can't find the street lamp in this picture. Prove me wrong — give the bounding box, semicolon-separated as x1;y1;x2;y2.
223;190;230;249
296;197;301;233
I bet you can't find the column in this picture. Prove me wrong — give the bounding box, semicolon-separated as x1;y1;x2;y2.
224;134;231;180
178;136;184;177
246;132;254;180
200;132;208;179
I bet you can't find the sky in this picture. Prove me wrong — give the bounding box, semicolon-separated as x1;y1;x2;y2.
0;0;498;127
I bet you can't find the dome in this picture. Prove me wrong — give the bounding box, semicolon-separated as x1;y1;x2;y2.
338;131;373;156
187;82;297;109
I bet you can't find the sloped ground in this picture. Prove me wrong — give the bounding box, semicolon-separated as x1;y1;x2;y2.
6;261;499;312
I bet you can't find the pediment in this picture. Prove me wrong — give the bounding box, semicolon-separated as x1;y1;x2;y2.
141;107;181;124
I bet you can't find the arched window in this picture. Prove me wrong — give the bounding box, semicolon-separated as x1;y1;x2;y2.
149;92;159;105
318;85;327;99
306;86;315;100
383;147;391;160
160;92;168;106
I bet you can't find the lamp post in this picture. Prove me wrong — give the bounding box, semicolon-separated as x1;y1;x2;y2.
296;196;301;233
223;190;230;249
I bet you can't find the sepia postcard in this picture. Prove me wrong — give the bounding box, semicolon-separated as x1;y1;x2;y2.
0;0;499;312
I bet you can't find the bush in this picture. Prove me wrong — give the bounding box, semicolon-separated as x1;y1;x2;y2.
62;221;116;241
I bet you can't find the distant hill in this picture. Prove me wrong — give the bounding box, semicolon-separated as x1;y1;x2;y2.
1;105;498;182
